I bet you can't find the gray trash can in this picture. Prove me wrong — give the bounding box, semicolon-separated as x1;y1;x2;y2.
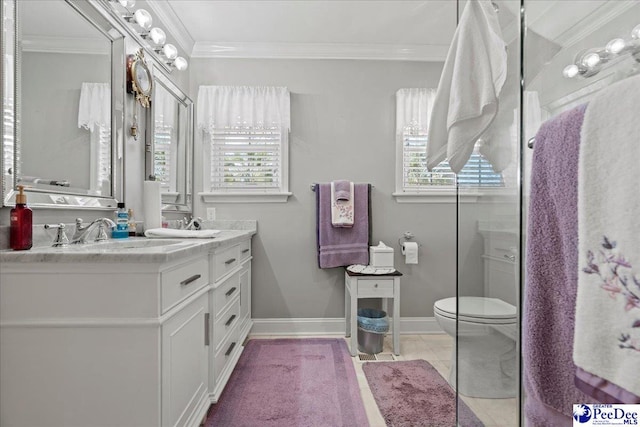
357;308;389;354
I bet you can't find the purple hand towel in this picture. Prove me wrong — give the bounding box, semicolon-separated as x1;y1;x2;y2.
317;183;370;268
333;180;352;202
524;104;591;426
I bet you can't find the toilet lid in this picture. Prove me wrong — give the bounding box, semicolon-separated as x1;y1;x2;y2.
434;297;516;321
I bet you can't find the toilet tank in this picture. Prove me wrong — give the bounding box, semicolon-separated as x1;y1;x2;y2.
478;227;518;306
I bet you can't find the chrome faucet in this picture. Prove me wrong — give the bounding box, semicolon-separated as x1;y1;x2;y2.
183;216;203;231
71;217;116;244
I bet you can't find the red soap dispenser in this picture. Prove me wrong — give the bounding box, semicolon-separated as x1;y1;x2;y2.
10;185;33;250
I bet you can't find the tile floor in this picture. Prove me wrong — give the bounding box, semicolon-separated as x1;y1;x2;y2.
351;334;519;427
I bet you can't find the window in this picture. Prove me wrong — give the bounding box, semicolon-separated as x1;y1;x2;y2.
395;88;503;201
402;132;503;189
198;86;291;202
209;127;283;191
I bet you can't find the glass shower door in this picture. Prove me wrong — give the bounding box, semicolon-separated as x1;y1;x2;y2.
455;0;522;425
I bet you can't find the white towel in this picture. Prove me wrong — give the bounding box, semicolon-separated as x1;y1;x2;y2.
330;181;354;228
574;74;640;403
144;228;221;239
426;0;507;173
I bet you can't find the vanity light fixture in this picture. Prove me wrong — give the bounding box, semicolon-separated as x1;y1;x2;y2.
103;0;188;73
173;56;188;71
563;23;640;79
162;43;178;61
146;27;166;51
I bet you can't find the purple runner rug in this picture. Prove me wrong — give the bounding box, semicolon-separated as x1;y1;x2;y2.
363;359;484;427
205;338;369;427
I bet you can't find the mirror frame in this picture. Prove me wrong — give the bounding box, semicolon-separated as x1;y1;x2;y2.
1;0;126;209
145;66;193;213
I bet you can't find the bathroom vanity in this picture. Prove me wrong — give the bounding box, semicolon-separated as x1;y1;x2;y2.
0;229;255;427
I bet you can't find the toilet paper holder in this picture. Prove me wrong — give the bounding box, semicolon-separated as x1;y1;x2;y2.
398;231;421;249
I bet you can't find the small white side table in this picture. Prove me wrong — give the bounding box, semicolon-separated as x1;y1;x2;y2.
344;269;402;356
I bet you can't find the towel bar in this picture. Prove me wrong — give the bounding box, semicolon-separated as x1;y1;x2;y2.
311;183;374;191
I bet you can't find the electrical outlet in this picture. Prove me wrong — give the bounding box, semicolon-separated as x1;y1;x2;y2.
206;208;216;221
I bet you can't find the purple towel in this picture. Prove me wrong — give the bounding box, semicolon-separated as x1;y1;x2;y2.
317;183;369;268
524;104;591;426
333;180;352;202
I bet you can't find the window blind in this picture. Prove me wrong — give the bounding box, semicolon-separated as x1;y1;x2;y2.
154;125;172;188
97;126;110;187
209;128;282;191
402;133;503;189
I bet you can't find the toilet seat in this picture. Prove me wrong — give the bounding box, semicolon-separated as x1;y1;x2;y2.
434;297;516;325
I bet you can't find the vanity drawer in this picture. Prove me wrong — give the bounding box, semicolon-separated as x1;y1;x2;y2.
357;279;394;297
214;325;240;379
213;270;240;316
238;240;251;262
213;298;240;352
161;256;209;313
213;244;240;282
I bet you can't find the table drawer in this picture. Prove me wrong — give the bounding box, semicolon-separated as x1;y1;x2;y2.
357;279;394;297
213;244;240;282
161;256;209;313
213;270;240;317
238;240;251;262
213;298;240;351
214;325;240;379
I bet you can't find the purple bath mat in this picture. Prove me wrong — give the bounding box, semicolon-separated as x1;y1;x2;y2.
363;359;484;427
205;338;369;427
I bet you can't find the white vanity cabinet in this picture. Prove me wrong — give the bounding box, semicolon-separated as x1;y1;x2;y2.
0;232;254;427
208;238;253;401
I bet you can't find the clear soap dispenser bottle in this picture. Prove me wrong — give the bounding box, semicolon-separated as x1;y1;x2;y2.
10;185;33;250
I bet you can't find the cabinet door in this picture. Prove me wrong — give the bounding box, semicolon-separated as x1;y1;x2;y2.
239;264;251;325
162;293;209;427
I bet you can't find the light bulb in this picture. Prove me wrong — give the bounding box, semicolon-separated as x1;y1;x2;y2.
606;38;626;55
118;0;136;8
174;57;188;71
562;64;579;78
582;52;601;69
632;24;640;40
163;43;178;60
149;27;166;46
133;9;152;30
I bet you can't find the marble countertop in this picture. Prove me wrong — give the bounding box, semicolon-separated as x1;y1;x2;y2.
0;221;257;264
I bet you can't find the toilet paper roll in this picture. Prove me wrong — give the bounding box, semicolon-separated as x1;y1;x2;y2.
401;241;419;264
143;181;162;231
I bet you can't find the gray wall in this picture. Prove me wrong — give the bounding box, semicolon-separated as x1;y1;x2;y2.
22;52;110;190
190;58;459;319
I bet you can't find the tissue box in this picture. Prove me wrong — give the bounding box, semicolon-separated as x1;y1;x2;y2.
369;243;394;268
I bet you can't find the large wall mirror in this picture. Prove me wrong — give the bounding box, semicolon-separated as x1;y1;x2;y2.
146;68;193;213
1;0;125;208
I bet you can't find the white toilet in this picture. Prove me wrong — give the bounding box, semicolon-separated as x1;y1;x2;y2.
434;296;517;398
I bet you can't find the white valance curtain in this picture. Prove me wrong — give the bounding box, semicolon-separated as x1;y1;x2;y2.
395;88;437;136
78;82;110;132
197;86;290;132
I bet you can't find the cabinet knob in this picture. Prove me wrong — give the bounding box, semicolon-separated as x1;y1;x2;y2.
374;283;378;288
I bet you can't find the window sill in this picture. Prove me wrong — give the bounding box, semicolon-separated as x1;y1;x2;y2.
393;188;517;204
393;190;457;204
200;192;292;203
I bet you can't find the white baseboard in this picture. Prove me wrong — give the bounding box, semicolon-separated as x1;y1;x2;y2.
250;317;443;336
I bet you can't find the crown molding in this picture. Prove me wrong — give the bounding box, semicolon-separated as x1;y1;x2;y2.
191;42;449;62
21;36;110;55
552;1;636;48
145;0;195;56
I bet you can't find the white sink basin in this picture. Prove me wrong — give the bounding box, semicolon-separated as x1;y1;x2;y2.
69;239;195;252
